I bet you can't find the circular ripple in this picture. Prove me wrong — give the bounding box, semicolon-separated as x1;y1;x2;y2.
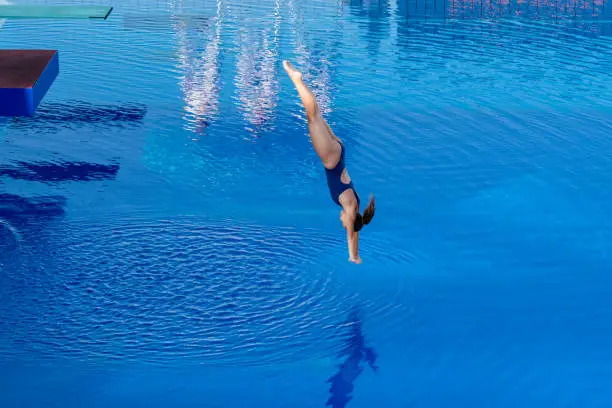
0;216;415;368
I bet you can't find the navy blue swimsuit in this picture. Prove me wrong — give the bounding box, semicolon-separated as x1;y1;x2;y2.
325;142;360;207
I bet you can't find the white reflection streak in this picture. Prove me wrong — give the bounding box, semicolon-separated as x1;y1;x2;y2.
175;0;223;135
234;0;282;132
0;0;9;29
288;0;333;116
389;0;398;46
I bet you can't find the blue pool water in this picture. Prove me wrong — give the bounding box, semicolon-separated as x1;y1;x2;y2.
2;0;612;406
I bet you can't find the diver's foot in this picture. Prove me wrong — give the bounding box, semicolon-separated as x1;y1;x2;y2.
283;60;303;82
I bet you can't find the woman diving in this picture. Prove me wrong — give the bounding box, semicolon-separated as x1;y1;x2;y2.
283;60;375;264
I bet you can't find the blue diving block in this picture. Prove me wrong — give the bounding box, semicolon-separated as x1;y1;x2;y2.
0;49;59;117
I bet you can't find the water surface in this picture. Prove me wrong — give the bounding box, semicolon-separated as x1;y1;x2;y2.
1;0;612;407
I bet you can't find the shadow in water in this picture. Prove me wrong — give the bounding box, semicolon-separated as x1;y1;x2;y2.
326;308;378;408
9;102;147;130
0;160;120;183
0;194;66;268
0;193;66;226
0;158;120;233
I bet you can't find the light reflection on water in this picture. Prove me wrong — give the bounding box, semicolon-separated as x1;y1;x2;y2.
174;0;224;135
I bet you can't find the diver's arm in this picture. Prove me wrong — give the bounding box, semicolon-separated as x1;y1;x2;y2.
347;220;362;264
340;195;362;264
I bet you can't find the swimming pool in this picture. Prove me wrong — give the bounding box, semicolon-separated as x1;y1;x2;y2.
1;0;612;406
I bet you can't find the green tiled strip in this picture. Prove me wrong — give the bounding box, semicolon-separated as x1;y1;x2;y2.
0;5;113;19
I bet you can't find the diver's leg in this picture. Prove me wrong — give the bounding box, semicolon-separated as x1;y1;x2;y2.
283;60;341;168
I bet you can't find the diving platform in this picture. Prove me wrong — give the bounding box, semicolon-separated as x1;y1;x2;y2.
0;50;59;117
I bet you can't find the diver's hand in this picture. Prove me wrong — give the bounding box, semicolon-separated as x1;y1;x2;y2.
349;256;362;264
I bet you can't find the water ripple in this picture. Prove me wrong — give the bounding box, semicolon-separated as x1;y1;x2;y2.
0;216;414;367
1;3;612;404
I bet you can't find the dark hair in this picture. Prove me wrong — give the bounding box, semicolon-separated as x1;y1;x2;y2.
353;195;375;232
